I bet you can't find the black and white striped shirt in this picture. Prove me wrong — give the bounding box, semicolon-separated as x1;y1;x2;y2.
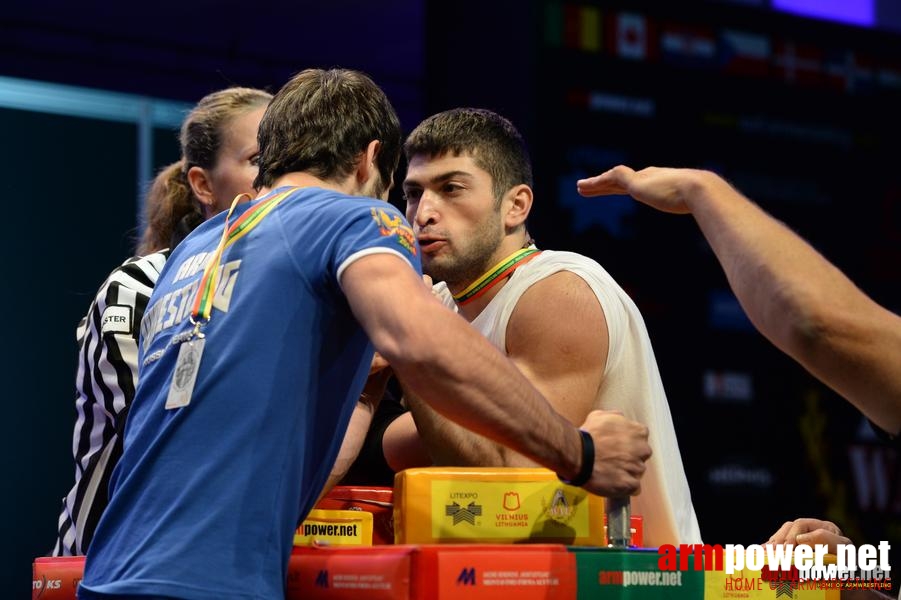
53;250;168;556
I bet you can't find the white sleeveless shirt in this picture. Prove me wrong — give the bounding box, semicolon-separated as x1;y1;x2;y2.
434;249;702;546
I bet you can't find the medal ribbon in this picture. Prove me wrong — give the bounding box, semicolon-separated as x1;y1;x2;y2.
190;188;297;325
452;247;542;306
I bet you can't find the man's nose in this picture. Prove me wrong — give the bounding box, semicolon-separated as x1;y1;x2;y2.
413;193;439;227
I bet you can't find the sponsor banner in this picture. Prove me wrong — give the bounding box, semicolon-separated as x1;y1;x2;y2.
705;567;842;598
571;547;704;600
291;544;575;599
287;546;413;600
661;543;889;597
32;556;85;600
314;486;394;545
394;467;608;545
419;544;577;599
430;479;587;541
295;509;373;547
572;545;865;599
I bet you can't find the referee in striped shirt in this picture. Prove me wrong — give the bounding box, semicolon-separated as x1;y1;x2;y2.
53;86;271;555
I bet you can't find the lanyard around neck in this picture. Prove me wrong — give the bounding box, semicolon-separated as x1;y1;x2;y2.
452;247;542;306
189;188;297;328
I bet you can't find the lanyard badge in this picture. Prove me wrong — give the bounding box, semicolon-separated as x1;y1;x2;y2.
164;189;295;409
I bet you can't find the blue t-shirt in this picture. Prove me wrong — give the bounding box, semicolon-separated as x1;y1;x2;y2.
79;187;421;600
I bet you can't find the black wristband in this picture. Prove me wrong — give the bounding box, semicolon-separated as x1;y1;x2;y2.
557;429;594;487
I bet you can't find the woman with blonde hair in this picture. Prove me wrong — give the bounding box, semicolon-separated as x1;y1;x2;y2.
53;86;271;556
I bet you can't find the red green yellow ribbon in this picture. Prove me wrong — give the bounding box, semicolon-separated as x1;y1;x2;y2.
191;188;297;323
452;247;542;306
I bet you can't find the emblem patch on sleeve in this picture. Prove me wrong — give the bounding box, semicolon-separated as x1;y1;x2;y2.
100;305;133;335
370;207;417;256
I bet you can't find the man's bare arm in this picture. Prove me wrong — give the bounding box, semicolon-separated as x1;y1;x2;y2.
406;271;608;467
340;252;651;496
579;166;901;435
318;366;392;502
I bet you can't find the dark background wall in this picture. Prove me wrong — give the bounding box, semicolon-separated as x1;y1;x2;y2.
3;0;899;596
427;0;901;580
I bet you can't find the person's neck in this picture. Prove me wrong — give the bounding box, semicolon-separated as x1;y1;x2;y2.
453;236;536;322
270;172;352;195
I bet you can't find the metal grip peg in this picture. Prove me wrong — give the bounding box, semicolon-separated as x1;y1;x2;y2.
606;496;631;548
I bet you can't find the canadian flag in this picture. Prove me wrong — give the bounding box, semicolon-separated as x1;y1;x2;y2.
615;12;648;61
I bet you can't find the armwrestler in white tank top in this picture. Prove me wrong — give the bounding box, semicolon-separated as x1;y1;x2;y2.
434;249;702;546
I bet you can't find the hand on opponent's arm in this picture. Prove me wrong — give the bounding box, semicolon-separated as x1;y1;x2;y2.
341;253;651;496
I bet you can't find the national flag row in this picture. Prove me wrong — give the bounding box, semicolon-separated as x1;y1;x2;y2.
543;3;901;94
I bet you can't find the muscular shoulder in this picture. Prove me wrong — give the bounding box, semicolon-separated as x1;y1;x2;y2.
514;269;601;314
505;270;608;359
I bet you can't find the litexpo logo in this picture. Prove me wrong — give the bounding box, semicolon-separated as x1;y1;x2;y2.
657;542;892;588
446;501;482;525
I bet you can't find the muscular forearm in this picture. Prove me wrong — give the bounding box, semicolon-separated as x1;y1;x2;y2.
685;173;837;340
404;389;511;466
321;399;375;500
686;172;901;433
321;368;392;498
381;412;432;472
342;257;584;482
388;305;582;478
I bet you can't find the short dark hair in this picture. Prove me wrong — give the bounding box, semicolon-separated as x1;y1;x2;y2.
403;108;533;204
255;68;402;190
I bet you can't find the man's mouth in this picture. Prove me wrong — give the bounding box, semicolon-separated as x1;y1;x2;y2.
417;237;446;254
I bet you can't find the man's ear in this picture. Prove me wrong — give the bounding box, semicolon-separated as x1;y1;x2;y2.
356;139;382;185
187;166;214;211
504;184;533;229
